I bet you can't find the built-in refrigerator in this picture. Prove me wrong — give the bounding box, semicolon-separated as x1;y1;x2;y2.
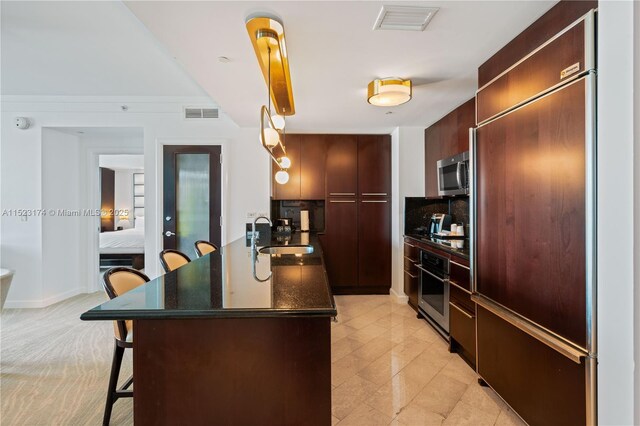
471;9;596;426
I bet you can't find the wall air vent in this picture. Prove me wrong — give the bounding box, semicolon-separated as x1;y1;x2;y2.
373;5;439;31
184;107;219;119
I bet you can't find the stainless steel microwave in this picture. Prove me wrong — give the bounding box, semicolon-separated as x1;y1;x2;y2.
437;152;469;196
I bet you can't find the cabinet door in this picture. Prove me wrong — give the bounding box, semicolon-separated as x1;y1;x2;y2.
456;98;476;153
477;18;590;123
300;135;326;200
404;269;419;310
325;135;357;197
322;199;358;287
357;135;391;196
475;77;587;347
272;134;301;200
424;125;441;198
357;198;391;289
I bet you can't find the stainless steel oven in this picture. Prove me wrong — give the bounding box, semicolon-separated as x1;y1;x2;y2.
437;151;469;196
417;250;450;335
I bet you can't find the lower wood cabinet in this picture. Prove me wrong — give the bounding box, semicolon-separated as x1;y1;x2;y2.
357;198;391;292
477;306;586;426
322;196;391;294
321;199;358;288
448;255;475;367
403;239;420;311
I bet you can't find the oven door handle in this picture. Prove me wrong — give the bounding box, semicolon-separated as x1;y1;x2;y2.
456;162;463;190
416;265;446;283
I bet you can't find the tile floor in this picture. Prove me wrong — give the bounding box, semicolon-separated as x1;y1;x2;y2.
331;295;527;426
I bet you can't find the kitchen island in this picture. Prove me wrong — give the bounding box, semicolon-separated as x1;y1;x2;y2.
81;233;337;426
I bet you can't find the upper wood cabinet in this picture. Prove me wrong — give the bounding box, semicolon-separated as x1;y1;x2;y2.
357;135;391;196
272;134;301;200
424;98;475;198
325;135;358;196
300;135;327;200
476;16;592;124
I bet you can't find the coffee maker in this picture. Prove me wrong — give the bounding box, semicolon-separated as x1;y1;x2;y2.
429;213;452;235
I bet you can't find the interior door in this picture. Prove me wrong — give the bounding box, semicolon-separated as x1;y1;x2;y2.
163;145;222;253
475;76;588;347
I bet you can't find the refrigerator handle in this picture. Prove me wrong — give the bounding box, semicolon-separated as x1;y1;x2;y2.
469;127;477;294
472;294;586;364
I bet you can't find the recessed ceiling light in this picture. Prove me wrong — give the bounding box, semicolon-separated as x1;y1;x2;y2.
77;131;85;134
218;56;231;63
385;111;394;115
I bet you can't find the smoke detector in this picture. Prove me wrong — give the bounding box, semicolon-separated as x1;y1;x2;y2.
373;6;439;31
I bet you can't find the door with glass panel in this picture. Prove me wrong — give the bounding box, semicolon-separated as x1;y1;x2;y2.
163;145;222;253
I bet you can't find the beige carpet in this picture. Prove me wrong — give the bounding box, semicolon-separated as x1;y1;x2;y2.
1;293;133;425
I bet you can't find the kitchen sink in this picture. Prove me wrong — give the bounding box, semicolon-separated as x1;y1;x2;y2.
259;245;314;255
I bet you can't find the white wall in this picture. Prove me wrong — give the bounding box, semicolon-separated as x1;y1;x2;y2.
635;3;640;423
597;1;637;424
390;127;426;300
41;129;82;304
1;96;270;306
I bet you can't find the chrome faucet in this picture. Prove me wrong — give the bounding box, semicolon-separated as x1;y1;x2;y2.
251;216;272;252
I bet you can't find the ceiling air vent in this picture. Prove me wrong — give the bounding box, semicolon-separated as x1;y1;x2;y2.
373;6;439;31
184;107;219;120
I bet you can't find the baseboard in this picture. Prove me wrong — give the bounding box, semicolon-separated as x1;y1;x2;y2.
4;287;84;309
390;287;409;303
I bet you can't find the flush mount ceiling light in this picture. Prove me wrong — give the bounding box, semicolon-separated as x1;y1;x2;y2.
367;78;412;107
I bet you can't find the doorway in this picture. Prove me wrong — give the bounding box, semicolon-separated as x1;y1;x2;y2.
163;145;222;254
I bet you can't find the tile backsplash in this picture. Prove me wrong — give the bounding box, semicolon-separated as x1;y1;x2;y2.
405;196;469;234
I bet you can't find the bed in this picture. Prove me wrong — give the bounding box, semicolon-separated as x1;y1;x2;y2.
100;219;145;269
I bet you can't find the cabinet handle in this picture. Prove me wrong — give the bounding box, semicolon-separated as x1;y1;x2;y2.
361;193;387;196
405;242;416;248
329;200;355;203
450;260;470;270
329;192;355;196
449;280;472;295
403;255;419;263
404;270;418;279
361;200;387;203
450;302;474;319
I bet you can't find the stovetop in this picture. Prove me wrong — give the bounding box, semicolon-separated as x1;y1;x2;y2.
406;228;470;259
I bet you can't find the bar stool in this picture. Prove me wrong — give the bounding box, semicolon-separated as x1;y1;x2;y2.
159;249;191;272
194;240;218;258
101;267;150;426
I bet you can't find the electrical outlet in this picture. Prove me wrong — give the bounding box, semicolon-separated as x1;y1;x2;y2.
257;212;268;218
247;212;257;218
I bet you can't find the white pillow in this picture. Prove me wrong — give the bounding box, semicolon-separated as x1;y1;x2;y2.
135;217;145;229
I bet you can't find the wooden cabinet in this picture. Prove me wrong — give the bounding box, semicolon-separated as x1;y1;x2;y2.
424;98;475;198
300;135;326;200
321;199;358;287
325;135;358;196
358;198;391;290
477;306;586;426
476;18;592;124
448;256;475;368
476;77;587;347
357;135;391;196
272;135;301;200
403;239;420;311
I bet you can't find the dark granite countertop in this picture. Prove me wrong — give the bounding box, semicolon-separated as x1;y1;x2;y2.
81;233;337;320
404;234;470;260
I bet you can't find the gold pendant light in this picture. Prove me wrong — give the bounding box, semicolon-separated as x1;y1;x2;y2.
248;15;295;185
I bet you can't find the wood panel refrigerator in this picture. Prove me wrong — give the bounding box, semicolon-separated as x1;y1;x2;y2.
471;10;596;426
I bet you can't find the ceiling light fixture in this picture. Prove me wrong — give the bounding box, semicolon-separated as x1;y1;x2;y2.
367;78;412;106
248;15;296;185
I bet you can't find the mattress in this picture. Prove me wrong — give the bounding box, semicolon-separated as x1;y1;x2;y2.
100;228;144;254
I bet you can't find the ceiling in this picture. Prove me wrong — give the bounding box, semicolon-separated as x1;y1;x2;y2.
1;1;206;97
125;1;556;130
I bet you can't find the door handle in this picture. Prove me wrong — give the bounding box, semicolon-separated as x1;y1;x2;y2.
165;231;176;237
